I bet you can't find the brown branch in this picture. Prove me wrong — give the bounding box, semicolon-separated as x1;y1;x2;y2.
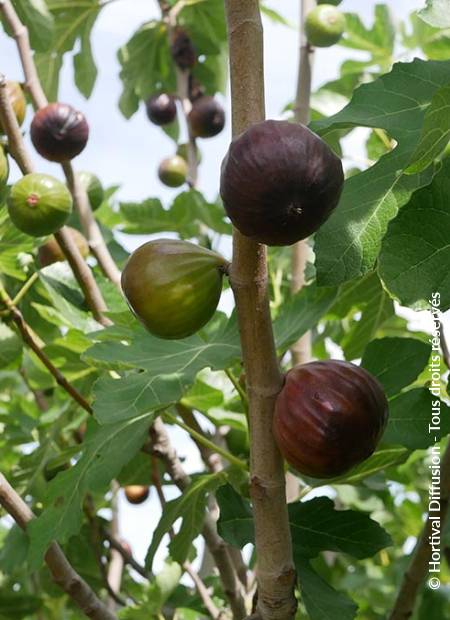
150;417;247;620
0;0;122;287
389;324;450;619
0;74;111;326
223;3;296;620
105;482;125;611
290;0;315;367
0;472;117;620
0;285;93;414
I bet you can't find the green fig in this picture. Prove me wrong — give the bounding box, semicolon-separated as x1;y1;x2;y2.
121;239;226;339
0;147;9;190
305;5;345;48
0;81;26;134
76;171;104;211
8;173;72;237
158;155;188;188
317;0;342;5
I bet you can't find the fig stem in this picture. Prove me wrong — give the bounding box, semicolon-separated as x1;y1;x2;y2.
10;271;39;306
163;410;248;470
225;368;249;413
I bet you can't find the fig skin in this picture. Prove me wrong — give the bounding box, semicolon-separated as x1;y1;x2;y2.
30;102;89;162
121;239;226;340
170;28;197;69
8;173;73;237
273;360;389;479
158;155;188;188
220;120;344;246
76;171;104;211
0;81;26;133
305;5;345;48
0;147;9;190
188;97;225;139
124;485;149;505
146;93;177;126
38;226;89;266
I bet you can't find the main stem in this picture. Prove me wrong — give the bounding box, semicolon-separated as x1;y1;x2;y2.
224;2;296;619
290;0;315;366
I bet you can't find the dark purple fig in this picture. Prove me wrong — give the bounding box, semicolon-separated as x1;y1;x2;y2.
0;81;26;134
30;102;89;162
273;360;388;479
170;27;197;69
220;120;344;246
124;485;149;505
145;93;177;126
188;96;225;139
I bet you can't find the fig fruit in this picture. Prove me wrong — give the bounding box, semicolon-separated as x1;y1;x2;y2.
305;5;345;48
38;226;89;266
145;93;177;126
124;485;149;505
158;155;188;188
273;360;389;479
188;97;225;138
121;239;226;339
170;28;197;69
30;102;89;162
8;173;73;237
220;120;343;246
76;171;104;211
317;0;342;5
0;147;9;190
0;81;26;133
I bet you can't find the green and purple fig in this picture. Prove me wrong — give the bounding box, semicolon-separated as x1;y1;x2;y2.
158;155;188;188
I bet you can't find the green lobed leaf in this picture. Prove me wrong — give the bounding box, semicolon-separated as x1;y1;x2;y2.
0;324;22;368
402;13;450;60
145;472;227;571
406;83;450;173
419;0;450;29
0;206;37;281
340;5;395;69
73;12;98;98
216;483;254;548
311;59;450;287
27;413;154;568
383;388;450;450
361;337;431;397
296;558;358;620
378;158;450;311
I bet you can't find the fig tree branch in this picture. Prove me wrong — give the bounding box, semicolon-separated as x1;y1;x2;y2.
0;74;111;326
0;472;118;620
388;323;450;620
0;0;122;287
290;0;315;366
150;416;247;620
105;482;125;612
223;2;297;619
0;283;94;414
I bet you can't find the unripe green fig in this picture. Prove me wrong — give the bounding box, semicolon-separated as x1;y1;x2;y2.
305;5;345;47
0;81;26;133
317;0;342;6
8;173;73;237
0;147;9;190
76;171;104;211
38;226;89;266
121;239;226;339
225;428;249;458
158;155;188;188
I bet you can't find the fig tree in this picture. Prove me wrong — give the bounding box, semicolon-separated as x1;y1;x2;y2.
220;120;344;246
30;102;89;162
121;239;226;339
38;226;89;266
8;173;73;237
146;93;177;126
305;5;345;47
76;171;104;211
0;81;26;133
188;97;225;138
124;485;149;505
273;360;389;478
158;155;188;188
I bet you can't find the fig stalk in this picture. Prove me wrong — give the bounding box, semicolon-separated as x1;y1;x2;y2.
224;2;297;620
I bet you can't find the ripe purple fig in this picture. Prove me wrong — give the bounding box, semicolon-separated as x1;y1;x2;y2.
188;96;225;139
30;103;89;162
273;360;388;478
170;28;197;69
145;94;177;126
220;120;344;246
